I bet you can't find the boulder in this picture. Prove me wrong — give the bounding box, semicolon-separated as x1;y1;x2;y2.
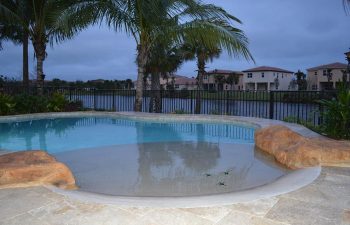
0;150;77;189
255;125;350;169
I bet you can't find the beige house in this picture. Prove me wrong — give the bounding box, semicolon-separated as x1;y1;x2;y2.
306;62;348;90
242;66;294;91
203;69;244;91
160;74;197;90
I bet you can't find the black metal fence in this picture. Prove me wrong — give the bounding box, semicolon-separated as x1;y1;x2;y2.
0;86;337;126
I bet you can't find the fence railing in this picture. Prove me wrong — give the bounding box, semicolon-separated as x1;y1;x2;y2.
0;86;337;126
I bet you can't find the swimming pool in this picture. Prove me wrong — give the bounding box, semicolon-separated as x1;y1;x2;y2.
0;114;294;197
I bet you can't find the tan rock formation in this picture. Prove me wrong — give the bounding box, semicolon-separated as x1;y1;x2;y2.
0;150;77;189
255;125;350;169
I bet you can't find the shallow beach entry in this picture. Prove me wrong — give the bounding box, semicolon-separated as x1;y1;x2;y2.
0;116;289;197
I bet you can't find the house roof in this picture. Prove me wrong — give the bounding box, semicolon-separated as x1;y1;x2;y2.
172;74;196;85
242;66;294;74
307;62;348;71
207;69;243;75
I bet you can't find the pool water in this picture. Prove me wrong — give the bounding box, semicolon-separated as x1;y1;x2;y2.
0;117;289;197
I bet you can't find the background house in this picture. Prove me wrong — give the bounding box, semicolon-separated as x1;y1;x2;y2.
242;66;294;91
306;62;348;90
204;69;244;91
160;74;197;90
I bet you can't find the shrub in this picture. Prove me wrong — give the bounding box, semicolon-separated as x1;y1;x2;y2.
64;100;83;112
173;109;187;114
13;94;48;114
0;93;15;115
47;92;69;112
318;84;350;139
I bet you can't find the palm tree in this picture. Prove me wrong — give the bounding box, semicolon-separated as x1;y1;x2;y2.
181;20;253;113
74;0;254;111
214;74;225;91
146;41;184;113
226;73;240;90
0;0;30;86
0;0;88;93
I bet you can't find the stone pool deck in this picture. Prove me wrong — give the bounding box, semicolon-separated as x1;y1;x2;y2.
0;166;349;225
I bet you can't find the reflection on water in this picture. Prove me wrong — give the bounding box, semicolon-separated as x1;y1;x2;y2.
56;142;288;197
0;117;255;153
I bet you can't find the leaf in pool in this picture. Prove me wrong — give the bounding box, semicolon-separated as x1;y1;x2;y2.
218;182;226;186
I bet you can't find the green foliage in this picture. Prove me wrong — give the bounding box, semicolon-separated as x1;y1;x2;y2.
47;93;69;112
282;116;320;133
0;93;15;115
209;109;220;115
318;84;350;139
173;109;187;114
0;92;83;116
13;94;48;114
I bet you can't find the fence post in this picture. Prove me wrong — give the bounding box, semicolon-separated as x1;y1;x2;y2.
93;89;97;110
269;91;274;119
69;87;72;101
112;90;116;111
226;91;229;115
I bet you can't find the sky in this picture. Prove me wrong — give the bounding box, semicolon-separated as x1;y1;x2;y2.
0;0;350;81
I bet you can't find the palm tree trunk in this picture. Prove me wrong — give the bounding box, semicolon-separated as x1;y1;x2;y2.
195;55;205;114
33;39;46;95
134;44;147;112
22;30;29;88
149;72;162;113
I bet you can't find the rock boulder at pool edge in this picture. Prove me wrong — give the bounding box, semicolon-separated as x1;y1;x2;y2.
255;125;350;169
0;150;77;190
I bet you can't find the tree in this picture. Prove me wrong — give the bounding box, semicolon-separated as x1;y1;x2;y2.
180;19;253;113
0;0;30;86
214;74;225;91
0;0;89;93
225;73;240;90
295;70;307;90
75;0;254;112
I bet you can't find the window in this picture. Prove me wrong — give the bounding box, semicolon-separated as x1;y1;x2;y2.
247;73;253;78
282;74;284;79
312;85;318;90
175;84;179;89
314;71;318;76
204;75;208;80
262;72;265;78
323;70;327;76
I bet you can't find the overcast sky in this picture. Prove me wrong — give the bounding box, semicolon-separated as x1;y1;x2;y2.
0;0;349;81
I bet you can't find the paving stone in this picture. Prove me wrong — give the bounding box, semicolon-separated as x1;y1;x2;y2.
29;199;140;225
266;197;343;225
117;206;155;217
343;209;350;225
134;208;213;225
0;213;50;225
226;197;279;217
283;174;350;209
216;211;289;225
0;187;55;221
322;167;350;177
181;206;232;223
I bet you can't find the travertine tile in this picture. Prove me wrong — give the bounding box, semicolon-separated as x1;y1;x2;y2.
0;213;50;225
322;167;350;177
266;198;343;225
226;197;279;217
134;208;213;225
0;187;55;221
181;206;232;223
216;211;288;225
283;174;350;209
